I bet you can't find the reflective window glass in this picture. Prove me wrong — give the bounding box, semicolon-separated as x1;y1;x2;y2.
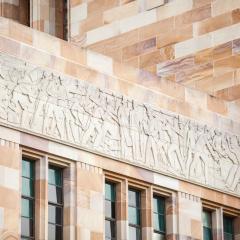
129;226;141;240
105;220;116;239
128;189;141;240
223;216;234;240
22;159;34;178
21;159;35;239
105;182;116;240
22;178;34;197
153;196;165;234
21;217;34;237
203;211;212;240
48;168;62;186
48;205;62;225
128;190;140;207
105;182;115;201
21;198;33;218
48;185;63;204
48;224;62;240
48;165;63;240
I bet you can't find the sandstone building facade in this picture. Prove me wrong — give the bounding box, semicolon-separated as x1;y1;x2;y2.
0;0;239;239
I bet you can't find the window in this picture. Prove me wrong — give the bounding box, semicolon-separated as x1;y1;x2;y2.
21;159;35;240
19;0;30;26
128;189;141;240
223;216;234;240
48;165;63;240
153;196;165;240
105;182;116;240
202;210;213;240
49;0;68;40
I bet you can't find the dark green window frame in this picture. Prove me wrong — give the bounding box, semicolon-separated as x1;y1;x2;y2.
105;182;116;240
128;189;141;240
21;159;35;240
48;165;63;240
202;210;213;240
223;216;234;240
153;195;166;237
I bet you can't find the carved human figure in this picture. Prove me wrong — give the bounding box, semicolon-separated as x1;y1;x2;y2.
44;75;68;139
143;107;159;167
117;97;133;160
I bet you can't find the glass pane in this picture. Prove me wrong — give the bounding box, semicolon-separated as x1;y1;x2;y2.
154;213;160;231
224;233;234;240
48;224;62;240
48;167;62;186
153;197;165;214
159;215;165;232
105;200;115;219
48;185;63;204
22;178;34;197
203;227;213;240
153;232;165;240
129;226;141;240
128;206;140;225
48;205;62;225
105;182;115;201
21;217;33;237
21;198;33;218
128;190;140;207
105;220;116;239
223;216;233;234
203;211;212;228
22;160;34;178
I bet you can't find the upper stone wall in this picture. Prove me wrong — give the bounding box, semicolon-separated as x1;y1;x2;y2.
70;0;240;101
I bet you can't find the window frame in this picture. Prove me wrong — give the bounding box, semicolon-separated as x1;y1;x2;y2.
153;194;166;236
48;164;64;240
202;209;213;240
128;188;141;240
105;181;117;240
223;215;235;240
21;158;35;240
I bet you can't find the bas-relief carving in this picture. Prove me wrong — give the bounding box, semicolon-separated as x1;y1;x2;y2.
0;53;239;195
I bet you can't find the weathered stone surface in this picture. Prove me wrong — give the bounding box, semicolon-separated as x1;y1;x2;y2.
0;53;239;195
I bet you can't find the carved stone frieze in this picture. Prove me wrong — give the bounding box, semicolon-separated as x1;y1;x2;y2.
0;53;239;194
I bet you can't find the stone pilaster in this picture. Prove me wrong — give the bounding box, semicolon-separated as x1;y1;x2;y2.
35;156;48;240
116;179;128;240
141;187;152;240
234;216;240;240
177;192;202;240
63;162;76;240
0;136;20;239
212;208;223;240
76;162;104;240
166;193;178;240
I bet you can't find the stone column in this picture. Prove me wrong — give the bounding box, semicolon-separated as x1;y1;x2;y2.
177;192;202;240
32;0;50;33
35;156;48;240
166;192;178;240
0;0;19;22
63;162;76;240
234;216;240;240
141;187;152;240
212;208;223;240
116;179;128;240
0;135;21;239
76;162;104;240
